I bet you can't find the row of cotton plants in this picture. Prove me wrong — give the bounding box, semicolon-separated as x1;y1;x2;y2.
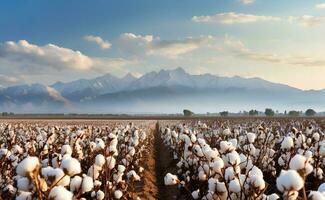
161;120;325;200
0;121;154;199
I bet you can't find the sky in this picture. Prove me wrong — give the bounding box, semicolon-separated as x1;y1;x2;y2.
1;0;325;90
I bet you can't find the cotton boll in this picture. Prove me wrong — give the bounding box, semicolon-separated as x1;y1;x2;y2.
16;156;40;177
247;132;256;143
49;186;73;200
61;157;81;176
47;168;70;187
266;193;280;200
208;178;217;192
127;170;141;181
16;191;32;200
210;157;224;174
61;145;72;156
198;170;207;181
95;154;105;167
164;173;179;185
87;165;101;180
117;165;126;172
96;190;105;200
226;151;240;166
70;175;82;192
114;190;123;199
95;138;105;151
229;178;241;193
250;175;265;190
106;156;116;170
223;128;231;136
309;191;325;200
276;170;304;192
81;175;94;194
281;136;294;150
17;177;31;192
289;154;313;175
191;189;200;199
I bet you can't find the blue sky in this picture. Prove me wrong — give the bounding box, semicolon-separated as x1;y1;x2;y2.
1;0;325;89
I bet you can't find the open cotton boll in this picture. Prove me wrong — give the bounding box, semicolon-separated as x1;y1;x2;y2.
223;128;231;136
226;151;240;166
127;170;141;181
250;175;265;190
191;189;200;199
81;175;94;194
229;178;241;193
16;156;40;177
106;156;116;170
198;170;207;181
49;186;73;200
247;132;256;143
61;144;72;156
17;177;31;192
87;165;101;179
61;156;81;176
265;193;280;200
208;178;217;192
94;154;105;168
319;183;325;192
114;190;123;199
96;190;105;200
210;157;224;174
48;168;70;187
70;175;82;192
193;144;204;157
281;136;294;150
276;170;304;192
289;154;313;175
309;191;325;200
164;173;179;185
95;138;105;151
16;191;32;200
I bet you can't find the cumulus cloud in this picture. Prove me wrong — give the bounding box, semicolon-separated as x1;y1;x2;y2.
315;3;325;9
119;33;214;59
224;37;325;67
0;40;134;74
46;86;70;106
84;35;112;49
239;0;255;5
288;15;325;26
192;12;280;24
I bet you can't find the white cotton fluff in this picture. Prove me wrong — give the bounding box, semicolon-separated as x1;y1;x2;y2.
47;168;70;186
266;193;280;200
95;138;105;150
70;175;82;192
106;156;116;170
281;136;294;150
210;157;224;174
61;144;72;156
96;190;105;200
16;156;40;177
95;154;105;167
117;165;126;172
49;186;73;200
164;173;179;185
220;141;235;153
247;132;256;143
276;170;304;192
127;170;141;181
81;175;94;194
309;191;325;200
223;128;231;136
193;144;204;157
198;170;207;181
17;177;31;192
289;154;313;175
114;190;123;199
87;165;101;179
16;191;32;200
250;175;265;190
191;189;200;199
226;151;240;166
208;178;217;192
61;156;81;176
229;178;241;193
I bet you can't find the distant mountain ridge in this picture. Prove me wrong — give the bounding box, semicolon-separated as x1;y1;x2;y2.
0;67;324;113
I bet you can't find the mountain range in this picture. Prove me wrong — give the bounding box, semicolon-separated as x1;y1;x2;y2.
0;67;324;113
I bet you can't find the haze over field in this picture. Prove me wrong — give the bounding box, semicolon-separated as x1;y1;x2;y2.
1;0;325;113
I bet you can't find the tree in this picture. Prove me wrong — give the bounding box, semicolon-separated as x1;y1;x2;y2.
265;108;275;116
305;109;316;116
288;110;300;117
249;109;258;116
220;111;229;117
183;109;194;117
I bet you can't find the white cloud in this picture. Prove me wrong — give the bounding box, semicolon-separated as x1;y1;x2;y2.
315;3;325;9
0;40;134;74
46;86;70;106
119;33;214;59
239;0;255;5
147;36;214;59
84;35;112;49
192;12;280;24
224;37;325;67
288;15;325;26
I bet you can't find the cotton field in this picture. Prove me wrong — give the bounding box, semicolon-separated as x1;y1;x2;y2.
0;120;156;200
160;119;325;200
1;118;325;200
